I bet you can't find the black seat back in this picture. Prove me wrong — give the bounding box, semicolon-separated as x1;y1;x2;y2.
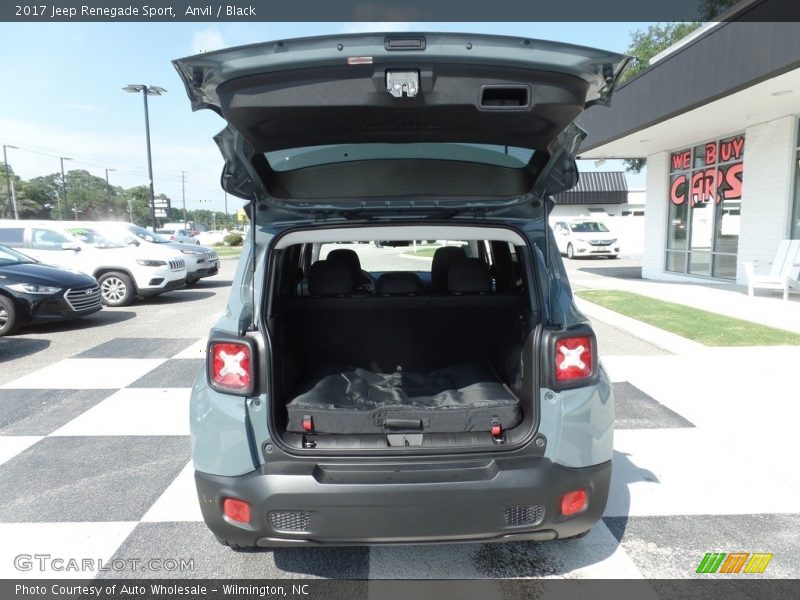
431;246;466;291
308;260;353;297
376;272;422;296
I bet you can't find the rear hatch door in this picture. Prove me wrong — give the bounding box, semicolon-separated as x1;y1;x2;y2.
173;33;628;221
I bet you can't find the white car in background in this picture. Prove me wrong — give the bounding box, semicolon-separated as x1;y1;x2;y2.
87;222;219;285
196;229;228;246
157;227;199;244
552;219;620;259
0;220;186;306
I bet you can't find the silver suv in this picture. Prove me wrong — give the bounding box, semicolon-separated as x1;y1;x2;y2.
176;32;627;548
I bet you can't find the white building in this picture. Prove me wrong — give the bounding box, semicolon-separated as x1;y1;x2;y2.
577;13;800;284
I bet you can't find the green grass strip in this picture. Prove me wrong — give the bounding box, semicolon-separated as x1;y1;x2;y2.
402;246;440;258
576;290;800;346
215;246;243;258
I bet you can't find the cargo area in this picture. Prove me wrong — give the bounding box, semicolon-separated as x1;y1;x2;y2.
266;234;540;450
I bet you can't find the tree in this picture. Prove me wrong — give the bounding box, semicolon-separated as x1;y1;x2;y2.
619;22;701;174
621;22;701;83
22;174;62;218
699;0;740;21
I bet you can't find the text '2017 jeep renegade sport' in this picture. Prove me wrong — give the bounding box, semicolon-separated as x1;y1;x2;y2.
174;33;629;548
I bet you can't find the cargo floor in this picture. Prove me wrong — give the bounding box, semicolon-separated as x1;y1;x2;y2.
286;362;521;434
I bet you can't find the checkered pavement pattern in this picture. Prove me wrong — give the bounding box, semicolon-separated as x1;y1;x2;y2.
0;337;798;580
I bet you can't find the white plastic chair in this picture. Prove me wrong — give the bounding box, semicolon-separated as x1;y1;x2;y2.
744;239;800;301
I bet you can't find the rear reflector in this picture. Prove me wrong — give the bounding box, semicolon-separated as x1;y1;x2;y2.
560;489;588;516
209;341;253;394
302;415;314;432
554;336;593;382
223;498;250;523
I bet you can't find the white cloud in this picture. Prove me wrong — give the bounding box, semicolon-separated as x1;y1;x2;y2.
191;29;226;54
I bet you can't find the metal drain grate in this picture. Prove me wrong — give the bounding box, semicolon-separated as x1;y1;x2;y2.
268;510;311;532
503;505;545;527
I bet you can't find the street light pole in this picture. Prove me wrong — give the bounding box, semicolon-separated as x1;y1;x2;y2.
59;156;71;221
2;144;19;219
123;84;166;230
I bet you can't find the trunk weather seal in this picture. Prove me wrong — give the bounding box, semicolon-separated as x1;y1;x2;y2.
262;221;543;459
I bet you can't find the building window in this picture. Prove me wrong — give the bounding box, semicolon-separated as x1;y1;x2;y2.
665;134;744;279
791;119;800;239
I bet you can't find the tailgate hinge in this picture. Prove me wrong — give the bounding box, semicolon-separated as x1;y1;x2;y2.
386;70;419;98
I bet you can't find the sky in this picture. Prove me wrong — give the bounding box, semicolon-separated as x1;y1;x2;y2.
0;21;651;215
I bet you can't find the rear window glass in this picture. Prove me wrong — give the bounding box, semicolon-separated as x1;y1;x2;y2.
64;228;127;248
0;227;24;248
319;241;470;273
569;221;610;233
267;143;535;172
31;228;70;250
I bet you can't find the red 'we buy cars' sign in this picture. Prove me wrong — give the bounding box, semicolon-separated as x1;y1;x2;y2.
669;135;744;206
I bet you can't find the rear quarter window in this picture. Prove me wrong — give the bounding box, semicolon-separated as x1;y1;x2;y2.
0;227;24;248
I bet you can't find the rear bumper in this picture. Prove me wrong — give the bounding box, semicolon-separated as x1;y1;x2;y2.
195;458;610;547
188;261;219;280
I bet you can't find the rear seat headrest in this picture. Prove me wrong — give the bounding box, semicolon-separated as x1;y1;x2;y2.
431;246;467;290
448;257;491;294
326;248;362;288
376;272;421;296
308;260;353;297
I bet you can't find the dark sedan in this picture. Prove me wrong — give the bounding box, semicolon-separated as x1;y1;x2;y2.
0;244;102;336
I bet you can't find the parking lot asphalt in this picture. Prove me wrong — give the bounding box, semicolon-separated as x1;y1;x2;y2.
1;252;798;580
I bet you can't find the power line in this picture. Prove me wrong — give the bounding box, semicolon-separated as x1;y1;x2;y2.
0;138;190;178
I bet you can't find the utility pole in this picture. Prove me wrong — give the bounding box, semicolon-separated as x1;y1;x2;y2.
2;144;19;219
181;170;187;225
105;168;116;204
224;190;228;228
10;179;18;220
59;156;72;220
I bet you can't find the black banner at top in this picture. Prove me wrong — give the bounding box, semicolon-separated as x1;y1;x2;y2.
2;0;800;22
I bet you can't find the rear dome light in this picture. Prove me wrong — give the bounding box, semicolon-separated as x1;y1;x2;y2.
560;489;588;516
210;341;253;393
223;497;251;524
555;336;593;382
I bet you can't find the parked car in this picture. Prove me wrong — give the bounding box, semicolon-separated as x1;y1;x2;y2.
175;32;627;548
0;220;187;307
0;244;101;336
552;219;620;259
164;221;202;237
156;227;199;245
196;230;228;246
83;222;219;285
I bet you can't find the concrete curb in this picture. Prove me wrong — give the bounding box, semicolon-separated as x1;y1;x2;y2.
574;297;707;355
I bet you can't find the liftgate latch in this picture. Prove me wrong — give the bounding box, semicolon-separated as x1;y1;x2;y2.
386;70;419;98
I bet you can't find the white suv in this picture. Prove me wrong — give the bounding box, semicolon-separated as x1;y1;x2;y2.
552;219;620;259
0;220;187;306
86;222;219;285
